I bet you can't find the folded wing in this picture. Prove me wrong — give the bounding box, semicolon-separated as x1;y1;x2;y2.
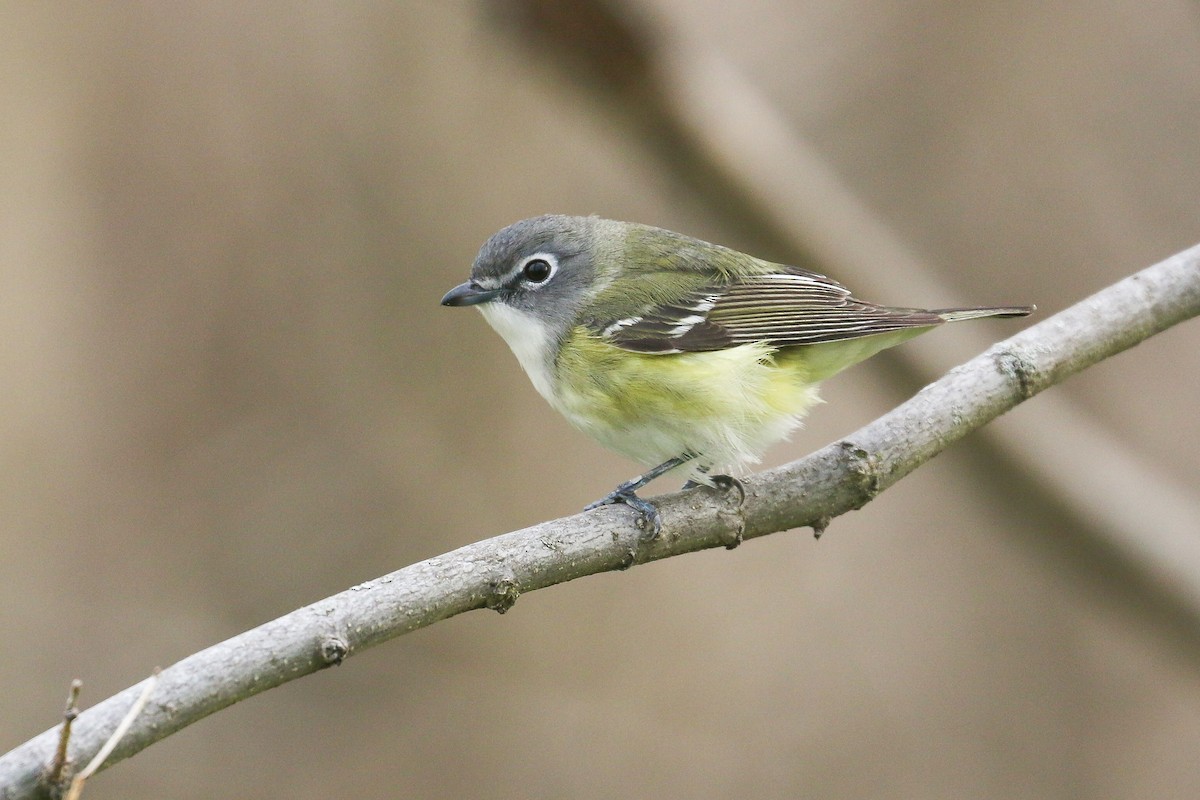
597;269;954;354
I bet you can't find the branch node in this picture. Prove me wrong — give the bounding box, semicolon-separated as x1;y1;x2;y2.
61;670;159;800
839;441;880;505
710;475;746;549
616;547;637;570
485;575;520;614
811;516;832;539
723;526;744;549
319;636;350;666
42;679;84;793
993;345;1039;399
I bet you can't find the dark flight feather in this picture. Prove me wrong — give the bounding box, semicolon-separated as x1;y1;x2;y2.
596;268;1032;354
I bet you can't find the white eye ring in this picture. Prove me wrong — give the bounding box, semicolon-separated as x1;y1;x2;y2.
518;252;558;286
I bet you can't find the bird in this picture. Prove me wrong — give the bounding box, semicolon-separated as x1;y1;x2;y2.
442;215;1032;535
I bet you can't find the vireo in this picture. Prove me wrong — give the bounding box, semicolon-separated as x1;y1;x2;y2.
442;215;1032;535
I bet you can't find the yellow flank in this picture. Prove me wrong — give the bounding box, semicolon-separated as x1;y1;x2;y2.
552;327;821;481
798;326;934;383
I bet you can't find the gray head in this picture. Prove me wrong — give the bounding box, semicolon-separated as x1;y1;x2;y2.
441;215;601;332
441;215;607;401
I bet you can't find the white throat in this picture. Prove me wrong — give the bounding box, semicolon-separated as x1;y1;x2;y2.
477;303;558;404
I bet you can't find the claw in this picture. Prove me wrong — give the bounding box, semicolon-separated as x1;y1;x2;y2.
585;489;662;538
683;474;745;506
709;474;745;506
584;454;696;539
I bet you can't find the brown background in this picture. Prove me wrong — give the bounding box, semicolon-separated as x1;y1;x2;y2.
2;2;1199;798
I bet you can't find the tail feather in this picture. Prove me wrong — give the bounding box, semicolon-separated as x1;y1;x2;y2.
933;305;1035;322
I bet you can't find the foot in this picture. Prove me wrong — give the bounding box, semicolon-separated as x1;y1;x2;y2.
583;455;697;538
585;488;662;538
683;474;744;502
709;474;745;501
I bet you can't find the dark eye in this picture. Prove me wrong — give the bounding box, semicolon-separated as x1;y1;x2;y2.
522;258;553;283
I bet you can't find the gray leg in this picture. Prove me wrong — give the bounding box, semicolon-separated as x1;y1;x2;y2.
584;454;696;537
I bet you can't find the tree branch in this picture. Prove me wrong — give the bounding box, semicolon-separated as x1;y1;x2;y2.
2;244;1197;799
497;0;1200;621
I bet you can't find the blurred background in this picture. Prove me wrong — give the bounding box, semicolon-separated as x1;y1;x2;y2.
2;2;1199;797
